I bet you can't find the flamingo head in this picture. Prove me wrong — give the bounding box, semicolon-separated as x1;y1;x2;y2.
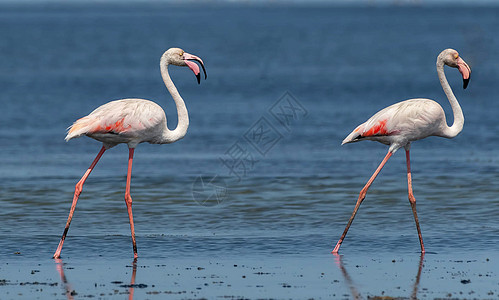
164;48;207;84
439;49;471;89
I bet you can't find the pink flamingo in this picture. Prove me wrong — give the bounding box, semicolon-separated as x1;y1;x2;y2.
53;48;206;259
332;49;471;254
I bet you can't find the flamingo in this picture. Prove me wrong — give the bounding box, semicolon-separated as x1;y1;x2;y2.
53;47;207;259
332;49;471;254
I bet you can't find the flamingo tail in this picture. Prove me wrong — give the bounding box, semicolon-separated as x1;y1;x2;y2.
342;125;364;145
65;117;96;141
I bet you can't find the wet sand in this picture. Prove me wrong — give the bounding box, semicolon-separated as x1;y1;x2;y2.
1;251;497;299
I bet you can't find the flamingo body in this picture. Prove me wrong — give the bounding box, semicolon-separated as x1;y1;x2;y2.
342;98;449;152
332;49;471;254
66;99;169;148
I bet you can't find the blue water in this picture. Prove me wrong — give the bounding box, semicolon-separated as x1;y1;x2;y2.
0;2;498;299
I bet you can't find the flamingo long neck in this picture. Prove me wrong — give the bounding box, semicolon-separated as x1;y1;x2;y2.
159;55;189;143
437;59;464;138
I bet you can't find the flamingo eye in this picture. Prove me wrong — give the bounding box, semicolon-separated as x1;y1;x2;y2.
454;53;459;59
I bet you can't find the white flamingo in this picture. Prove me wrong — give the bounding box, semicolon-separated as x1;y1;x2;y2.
332;49;471;254
53;47;207;259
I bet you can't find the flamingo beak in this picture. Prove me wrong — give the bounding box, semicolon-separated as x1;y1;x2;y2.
457;57;471;89
182;53;207;84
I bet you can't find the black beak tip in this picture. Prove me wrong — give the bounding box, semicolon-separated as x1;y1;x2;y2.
201;64;207;80
196;73;201;84
463;78;470;89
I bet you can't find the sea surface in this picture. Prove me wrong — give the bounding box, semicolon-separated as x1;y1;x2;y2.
0;1;498;299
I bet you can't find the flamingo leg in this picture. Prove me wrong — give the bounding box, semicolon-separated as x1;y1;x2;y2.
53;146;107;258
405;149;425;253
332;150;393;253
125;148;138;258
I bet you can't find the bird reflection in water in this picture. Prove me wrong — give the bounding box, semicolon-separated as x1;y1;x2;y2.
127;259;138;300
54;258;75;300
333;253;425;300
54;258;139;300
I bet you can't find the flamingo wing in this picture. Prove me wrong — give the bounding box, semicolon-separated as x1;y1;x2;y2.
342;107;395;145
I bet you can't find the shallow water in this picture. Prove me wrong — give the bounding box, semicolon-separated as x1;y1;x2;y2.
0;1;498;299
